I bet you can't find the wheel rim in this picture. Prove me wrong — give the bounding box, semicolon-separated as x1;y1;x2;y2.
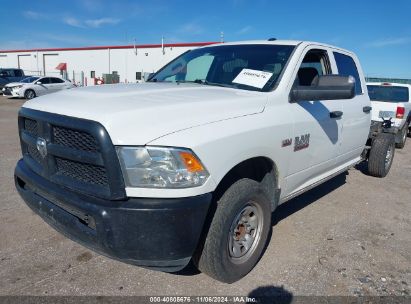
26;91;34;99
385;143;394;170
228;201;263;264
402;128;407;143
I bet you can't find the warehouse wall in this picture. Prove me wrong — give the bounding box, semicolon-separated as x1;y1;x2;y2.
0;44;207;84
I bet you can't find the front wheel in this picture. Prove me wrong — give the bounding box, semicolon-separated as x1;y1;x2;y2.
367;133;395;178
194;178;271;283
24;89;36;99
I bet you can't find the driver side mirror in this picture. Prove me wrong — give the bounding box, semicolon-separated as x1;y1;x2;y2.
35;81;42;85
290;75;356;103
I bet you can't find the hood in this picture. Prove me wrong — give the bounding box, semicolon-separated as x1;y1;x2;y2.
5;82;25;87
23;82;268;145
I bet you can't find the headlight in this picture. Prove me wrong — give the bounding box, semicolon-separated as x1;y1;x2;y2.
12;85;23;90
116;146;209;188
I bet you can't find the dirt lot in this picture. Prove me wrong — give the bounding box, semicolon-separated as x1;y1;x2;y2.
0;95;410;298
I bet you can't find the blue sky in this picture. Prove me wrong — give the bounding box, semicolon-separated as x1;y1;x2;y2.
1;0;410;78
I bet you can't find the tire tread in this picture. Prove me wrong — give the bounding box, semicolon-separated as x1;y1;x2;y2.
195;178;271;283
368;133;395;178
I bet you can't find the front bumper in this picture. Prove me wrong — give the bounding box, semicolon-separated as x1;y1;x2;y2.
2;87;12;96
15;159;212;272
2;87;20;97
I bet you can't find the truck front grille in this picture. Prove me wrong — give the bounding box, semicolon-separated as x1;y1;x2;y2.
24;118;38;136
18;109;126;200
53;126;98;152
27;144;42;164
55;157;108;186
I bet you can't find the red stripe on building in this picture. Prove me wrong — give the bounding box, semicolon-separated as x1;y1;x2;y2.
0;42;218;53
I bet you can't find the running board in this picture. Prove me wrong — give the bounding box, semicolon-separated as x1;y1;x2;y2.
279;158;362;204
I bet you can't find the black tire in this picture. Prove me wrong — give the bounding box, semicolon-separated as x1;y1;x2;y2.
367;133;395;178
24;89;36;99
194;178;271;283
396;125;407;149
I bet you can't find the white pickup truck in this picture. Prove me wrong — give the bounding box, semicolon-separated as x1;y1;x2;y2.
367;82;411;148
14;40;395;283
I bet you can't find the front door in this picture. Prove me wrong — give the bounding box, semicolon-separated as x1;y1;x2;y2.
35;77;53;96
285;47;343;195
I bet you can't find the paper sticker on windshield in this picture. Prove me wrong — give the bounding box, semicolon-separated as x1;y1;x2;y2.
232;69;273;89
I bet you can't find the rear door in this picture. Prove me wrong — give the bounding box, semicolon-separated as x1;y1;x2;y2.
332;51;370;166
50;77;67;91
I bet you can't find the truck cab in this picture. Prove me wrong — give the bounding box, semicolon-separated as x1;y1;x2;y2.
14;40;392;283
0;68;26;90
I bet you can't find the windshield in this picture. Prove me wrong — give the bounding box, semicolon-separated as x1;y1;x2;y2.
0;69;13;77
19;76;40;83
149;44;295;92
367;85;409;102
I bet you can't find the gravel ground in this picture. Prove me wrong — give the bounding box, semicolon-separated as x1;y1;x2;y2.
0;95;410;299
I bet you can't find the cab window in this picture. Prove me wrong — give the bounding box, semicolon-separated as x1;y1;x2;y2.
0;70;13;77
334;52;362;95
39;77;52;84
295;49;331;86
367;85;409;102
50;77;64;83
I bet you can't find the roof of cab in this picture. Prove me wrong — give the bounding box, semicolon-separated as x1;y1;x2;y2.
219;40;303;46
204;40;355;55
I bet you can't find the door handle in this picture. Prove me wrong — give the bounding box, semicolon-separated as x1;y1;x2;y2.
330;111;343;118
363;106;372;113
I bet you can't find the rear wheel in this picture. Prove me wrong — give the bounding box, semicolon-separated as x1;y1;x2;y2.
367;133;395;178
24;89;36;100
194;178;271;283
396;125;407;149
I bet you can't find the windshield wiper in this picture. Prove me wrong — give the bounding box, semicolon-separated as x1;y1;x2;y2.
182;79;235;88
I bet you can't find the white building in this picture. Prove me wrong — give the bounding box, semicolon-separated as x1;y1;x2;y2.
0;41;216;84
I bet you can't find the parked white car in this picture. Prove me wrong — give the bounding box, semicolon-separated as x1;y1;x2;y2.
2;76;75;99
367;82;411;148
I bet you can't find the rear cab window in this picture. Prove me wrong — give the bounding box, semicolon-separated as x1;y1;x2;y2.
367;85;409;103
333;52;363;95
14;69;23;77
